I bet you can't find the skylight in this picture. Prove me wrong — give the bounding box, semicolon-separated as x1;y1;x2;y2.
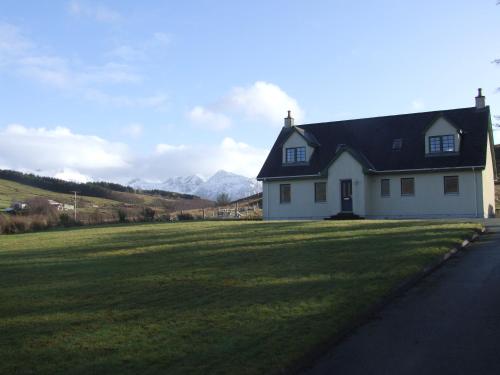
392;138;402;151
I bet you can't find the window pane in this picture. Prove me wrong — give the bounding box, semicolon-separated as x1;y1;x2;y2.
315;182;326;202
401;178;415;196
444;176;459;194
296;147;306;162
286;148;295;163
280;184;291;203
381;179;390;196
442;135;455;152
429;137;441;153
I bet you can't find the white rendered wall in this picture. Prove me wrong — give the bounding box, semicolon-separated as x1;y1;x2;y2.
262;179;330;220
480;136;496;217
365;171;483;218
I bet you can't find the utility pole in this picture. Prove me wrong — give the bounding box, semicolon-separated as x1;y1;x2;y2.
70;191;78;221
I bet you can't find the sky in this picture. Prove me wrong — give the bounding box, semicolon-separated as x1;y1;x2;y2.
0;0;499;183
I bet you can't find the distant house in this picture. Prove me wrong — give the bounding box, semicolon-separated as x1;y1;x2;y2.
48;200;63;211
12;201;28;211
257;90;496;219
64;204;75;211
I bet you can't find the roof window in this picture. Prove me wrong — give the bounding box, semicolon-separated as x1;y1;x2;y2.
392;138;402;151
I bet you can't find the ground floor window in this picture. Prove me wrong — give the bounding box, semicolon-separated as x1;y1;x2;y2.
444;176;459;194
280;184;291;203
315;182;326;202
401;177;415;196
381;179;390;197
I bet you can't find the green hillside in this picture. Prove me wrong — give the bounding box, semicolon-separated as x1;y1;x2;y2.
0;178;118;210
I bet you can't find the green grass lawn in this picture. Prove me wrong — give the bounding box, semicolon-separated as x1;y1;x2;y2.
0;220;480;374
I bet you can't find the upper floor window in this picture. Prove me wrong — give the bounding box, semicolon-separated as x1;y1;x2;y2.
429;135;455;153
286;147;306;163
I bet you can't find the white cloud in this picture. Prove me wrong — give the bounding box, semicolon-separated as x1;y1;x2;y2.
224;81;304;124
0;22;32;65
188;106;232;131
68;1;121;22
0;123;267;182
152;32;172;46
83;89;168;109
155;144;187;154
123;123;143;138
54;168;91;183
0;124;130;179
411;99;425;111
188;81;304;131
0;22;169;109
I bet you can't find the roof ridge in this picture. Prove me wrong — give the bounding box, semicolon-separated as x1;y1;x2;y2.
295;106;482;128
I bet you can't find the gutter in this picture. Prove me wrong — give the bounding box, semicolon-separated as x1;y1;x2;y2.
367;165;485;174
258;165;485;181
258;173;323;182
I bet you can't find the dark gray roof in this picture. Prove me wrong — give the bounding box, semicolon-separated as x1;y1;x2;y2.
257;106;493;180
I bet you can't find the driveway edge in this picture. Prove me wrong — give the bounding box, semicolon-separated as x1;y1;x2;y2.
291;226;485;375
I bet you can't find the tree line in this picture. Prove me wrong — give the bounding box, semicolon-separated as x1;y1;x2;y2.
0;169;197;201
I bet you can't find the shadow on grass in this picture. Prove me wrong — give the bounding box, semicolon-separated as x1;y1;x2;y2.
0;220;479;375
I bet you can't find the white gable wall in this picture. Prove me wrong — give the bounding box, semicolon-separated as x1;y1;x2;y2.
480;136;496;217
424;117;460;154
326;152;367;216
281;131;314;163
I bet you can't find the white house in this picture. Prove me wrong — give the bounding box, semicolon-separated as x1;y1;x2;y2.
257;90;496;219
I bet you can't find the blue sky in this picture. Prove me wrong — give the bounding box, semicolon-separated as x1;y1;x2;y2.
0;0;499;182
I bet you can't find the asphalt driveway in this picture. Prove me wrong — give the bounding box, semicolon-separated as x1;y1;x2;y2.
303;219;500;375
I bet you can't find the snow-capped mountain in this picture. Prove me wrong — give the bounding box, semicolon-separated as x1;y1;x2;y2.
160;175;205;195
194;170;261;201
128;170;261;201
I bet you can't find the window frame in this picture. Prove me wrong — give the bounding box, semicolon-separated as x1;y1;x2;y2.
280;184;291;204
381;179;390;197
285;147;306;164
428;134;455;154
285;148;296;163
444;175;459;195
314;182;327;203
400;177;415;196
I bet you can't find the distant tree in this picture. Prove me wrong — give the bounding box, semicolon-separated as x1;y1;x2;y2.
117;208;127;223
215;192;231;207
143;207;156;221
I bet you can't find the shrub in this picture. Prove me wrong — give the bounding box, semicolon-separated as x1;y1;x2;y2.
59;213;76;227
177;212;194;221
215;193;231;207
143;207;156;221
117;209;127;223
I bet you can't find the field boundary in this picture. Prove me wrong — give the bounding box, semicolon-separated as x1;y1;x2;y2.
291;226;485;375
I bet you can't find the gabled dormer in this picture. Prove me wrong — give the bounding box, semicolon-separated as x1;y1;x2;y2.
280;111;319;165
423;115;462;156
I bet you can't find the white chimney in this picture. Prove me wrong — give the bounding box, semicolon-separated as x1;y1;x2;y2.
284;110;294;128
475;88;486;109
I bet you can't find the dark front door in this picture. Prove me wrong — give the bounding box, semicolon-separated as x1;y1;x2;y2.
340;179;353;212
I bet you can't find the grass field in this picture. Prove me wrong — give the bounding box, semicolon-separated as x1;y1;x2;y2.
0;220;480;374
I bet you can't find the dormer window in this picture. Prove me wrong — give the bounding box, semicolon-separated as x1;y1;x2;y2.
429;135;455;153
286;147;306;163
